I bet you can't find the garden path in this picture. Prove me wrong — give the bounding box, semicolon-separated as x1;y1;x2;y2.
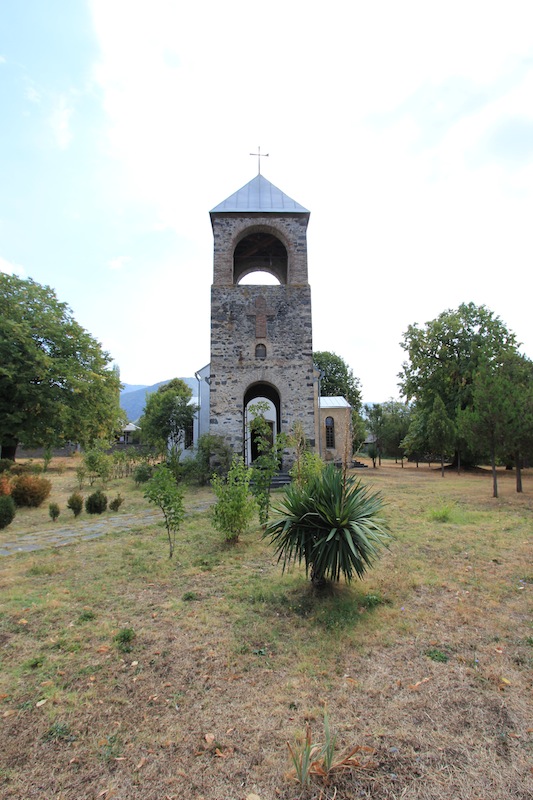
0;498;215;557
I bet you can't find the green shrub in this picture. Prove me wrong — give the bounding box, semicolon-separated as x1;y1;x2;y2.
10;462;37;476
0;496;16;529
109;493;124;512
85;490;108;515
11;474;52;507
289;450;325;488
0;458;14;474
114;627;136;652
83;448;112;486
48;502;60;522
67;492;84;517
0;475;12;496
191;433;233;485
265;465;391;586
133;462;153;485
211;456;256;543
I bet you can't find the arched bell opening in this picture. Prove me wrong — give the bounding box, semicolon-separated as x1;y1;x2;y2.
243;382;281;465
234;232;288;285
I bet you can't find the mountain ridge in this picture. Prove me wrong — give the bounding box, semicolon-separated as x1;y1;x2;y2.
120;377;197;423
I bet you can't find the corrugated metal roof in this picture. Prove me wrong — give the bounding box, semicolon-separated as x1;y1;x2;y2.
210;174;309;214
319;397;351;408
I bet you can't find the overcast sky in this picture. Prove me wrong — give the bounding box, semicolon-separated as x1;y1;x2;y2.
1;0;532;402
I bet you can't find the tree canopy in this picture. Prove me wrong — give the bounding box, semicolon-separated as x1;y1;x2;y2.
398;302;524;468
0;273;122;459
313;351;362;412
139;378;196;453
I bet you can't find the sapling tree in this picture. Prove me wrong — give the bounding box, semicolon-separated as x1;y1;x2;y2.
144;465;185;557
211;456;256;543
249;402;287;524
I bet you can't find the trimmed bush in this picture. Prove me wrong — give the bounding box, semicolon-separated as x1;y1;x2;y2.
48;502;60;522
0;475;12;496
85;490;108;515
10;461;41;476
11;475;52;508
109;494;124;512
67;492;83;517
0;496;16;529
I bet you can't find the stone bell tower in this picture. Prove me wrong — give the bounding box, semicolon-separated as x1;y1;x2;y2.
207;173;317;466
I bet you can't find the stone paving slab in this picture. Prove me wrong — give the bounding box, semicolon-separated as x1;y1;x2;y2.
0;500;215;557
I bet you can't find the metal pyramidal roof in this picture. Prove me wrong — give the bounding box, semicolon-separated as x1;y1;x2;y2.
210;174;309;214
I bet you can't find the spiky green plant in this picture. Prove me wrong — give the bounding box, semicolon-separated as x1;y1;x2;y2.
264;465;391;586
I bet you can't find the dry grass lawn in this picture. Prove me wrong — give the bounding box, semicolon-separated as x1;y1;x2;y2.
0;457;532;799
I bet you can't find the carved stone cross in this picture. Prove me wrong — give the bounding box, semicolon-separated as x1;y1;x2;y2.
248;295;274;338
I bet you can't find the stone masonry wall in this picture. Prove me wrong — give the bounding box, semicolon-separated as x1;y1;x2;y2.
209;284;315;460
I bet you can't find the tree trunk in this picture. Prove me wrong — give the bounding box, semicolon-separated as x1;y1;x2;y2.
0;439;18;461
440;454;445;477
515;451;523;493
491;444;498;498
310;566;327;591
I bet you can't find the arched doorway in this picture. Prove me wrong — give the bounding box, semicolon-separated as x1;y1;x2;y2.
243;382;281;465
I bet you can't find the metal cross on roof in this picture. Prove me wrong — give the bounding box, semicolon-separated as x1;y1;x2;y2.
250;146;269;175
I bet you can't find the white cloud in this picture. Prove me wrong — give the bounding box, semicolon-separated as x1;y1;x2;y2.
108;255;131;271
0;256;26;277
85;0;533;398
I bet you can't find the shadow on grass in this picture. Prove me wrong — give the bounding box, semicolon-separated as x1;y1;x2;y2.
238;579;391;631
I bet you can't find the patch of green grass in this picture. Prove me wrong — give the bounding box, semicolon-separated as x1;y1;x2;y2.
182;591;200;601
78;609;96;622
43;721;75;742
22;655;45;671
425;647;450;663
428;503;456;522
26;563;59;577
114;627;136;652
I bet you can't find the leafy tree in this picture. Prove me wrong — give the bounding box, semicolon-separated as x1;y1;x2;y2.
380;401;412;465
314;351;362;411
139;378;197;455
265;465;390;588
0;274;122;460
363;403;385;466
459;352;533;496
399;303;519;467
427;395;456;477
144;465;185;557
400;406;430;467
314;352;363;456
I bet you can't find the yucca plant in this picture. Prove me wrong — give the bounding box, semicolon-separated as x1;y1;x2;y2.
264;465;391;586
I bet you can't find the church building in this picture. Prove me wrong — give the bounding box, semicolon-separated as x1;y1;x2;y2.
195;172;351;468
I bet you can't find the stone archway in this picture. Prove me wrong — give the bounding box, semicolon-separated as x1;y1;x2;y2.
243;382;280;465
234;231;288;285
